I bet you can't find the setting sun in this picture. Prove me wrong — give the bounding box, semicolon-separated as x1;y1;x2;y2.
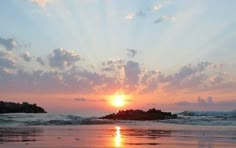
110;91;128;108
113;95;125;107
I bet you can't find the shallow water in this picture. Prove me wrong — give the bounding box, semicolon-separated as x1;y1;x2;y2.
0;122;235;148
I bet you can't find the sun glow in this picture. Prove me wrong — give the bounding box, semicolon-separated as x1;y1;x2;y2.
113;95;125;107
110;91;128;108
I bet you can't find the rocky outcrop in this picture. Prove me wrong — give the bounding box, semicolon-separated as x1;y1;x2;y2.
100;108;177;120
0;101;46;113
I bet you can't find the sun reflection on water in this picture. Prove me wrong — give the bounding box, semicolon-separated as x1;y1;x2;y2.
114;126;122;147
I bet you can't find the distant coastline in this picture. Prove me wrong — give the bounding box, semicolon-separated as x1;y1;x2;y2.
0;101;46;114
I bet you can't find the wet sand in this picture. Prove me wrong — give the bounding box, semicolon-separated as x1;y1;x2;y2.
0;122;235;148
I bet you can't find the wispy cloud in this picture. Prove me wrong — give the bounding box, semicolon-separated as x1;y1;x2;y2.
125;13;136;20
31;0;52;7
153;4;163;11
125;10;146;20
74;97;133;102
74;98;105;102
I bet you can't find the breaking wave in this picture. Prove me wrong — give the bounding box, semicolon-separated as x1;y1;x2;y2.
0;113;114;126
161;110;236;126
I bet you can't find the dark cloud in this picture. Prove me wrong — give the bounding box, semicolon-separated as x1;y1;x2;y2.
0;37;17;50
154;16;176;24
154;18;163;24
36;57;45;66
48;48;80;69
21;51;31;62
126;49;137;58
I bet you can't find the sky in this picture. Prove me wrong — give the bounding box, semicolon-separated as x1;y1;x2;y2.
0;0;236;114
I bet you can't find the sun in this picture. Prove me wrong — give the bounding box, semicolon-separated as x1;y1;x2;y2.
113;94;125;107
110;91;128;107
109;91;130;108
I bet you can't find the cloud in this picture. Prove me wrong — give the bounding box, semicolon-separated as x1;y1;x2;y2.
126;49;137;58
48;48;80;69
0;51;16;69
173;62;210;81
102;58;124;72
0;42;235;99
31;0;51;7
209;73;224;85
154;18;163;24
139;70;165;93
154;15;176;24
125;10;146;20
0;37;17;50
176;96;236;107
125;13;136;20
162;15;176;21
164;62;212;91
74;98;105;102
124;61;141;89
136;10;146;17
36;57;45;65
21;51;31;62
137;61;236;94
153;4;163;11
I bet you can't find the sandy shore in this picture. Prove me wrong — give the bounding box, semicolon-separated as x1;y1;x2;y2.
0;122;235;148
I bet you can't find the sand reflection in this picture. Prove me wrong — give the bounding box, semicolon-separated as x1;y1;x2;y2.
114;126;122;147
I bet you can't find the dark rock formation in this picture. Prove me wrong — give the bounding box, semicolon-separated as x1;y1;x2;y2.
0;101;46;113
100;108;177;120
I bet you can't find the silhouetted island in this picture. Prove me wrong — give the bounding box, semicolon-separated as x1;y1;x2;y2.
0;101;46;113
100;108;177;120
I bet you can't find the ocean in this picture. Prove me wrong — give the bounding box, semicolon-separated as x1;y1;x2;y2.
0;110;235;148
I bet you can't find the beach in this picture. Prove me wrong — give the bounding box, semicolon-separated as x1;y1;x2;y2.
1;122;235;148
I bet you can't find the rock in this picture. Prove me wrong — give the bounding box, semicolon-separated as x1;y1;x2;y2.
100;108;177;120
0;101;46;114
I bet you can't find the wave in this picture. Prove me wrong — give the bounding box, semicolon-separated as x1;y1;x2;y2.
1;111;235;126
160;110;236;126
179;110;236;118
0;113;114;126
